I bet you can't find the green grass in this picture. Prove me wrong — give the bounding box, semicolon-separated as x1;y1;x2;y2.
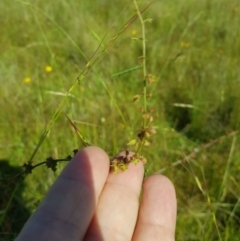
1;0;240;240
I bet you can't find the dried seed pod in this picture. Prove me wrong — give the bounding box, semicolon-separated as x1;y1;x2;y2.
146;74;157;84
22;162;34;174
45;157;57;172
137;130;146;140
133;95;141;103
110;150;147;172
145;126;157;135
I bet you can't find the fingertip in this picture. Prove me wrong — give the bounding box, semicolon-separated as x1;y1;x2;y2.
79;146;110;166
132;174;177;241
144;175;176;198
143;174;177;232
16;146;111;241
61;146;110;180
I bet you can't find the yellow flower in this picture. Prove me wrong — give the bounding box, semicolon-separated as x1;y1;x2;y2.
23;77;31;83
233;6;238;13
80;86;85;92
218;49;223;54
131;29;137;36
180;41;190;48
45;65;53;73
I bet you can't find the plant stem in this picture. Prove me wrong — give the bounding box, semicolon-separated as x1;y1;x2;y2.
133;0;147;128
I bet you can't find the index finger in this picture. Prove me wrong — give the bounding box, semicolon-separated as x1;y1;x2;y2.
16;146;110;241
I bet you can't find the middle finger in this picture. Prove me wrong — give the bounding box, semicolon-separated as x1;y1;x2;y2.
84;162;144;241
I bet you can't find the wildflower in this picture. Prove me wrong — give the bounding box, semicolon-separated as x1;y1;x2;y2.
80;86;85;92
180;41;190;48
100;117;105;123
45;65;53;73
23;77;31;83
131;29;137;36
218;49;223;54
233;6;238;13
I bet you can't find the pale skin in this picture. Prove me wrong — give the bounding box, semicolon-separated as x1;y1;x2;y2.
16;146;177;241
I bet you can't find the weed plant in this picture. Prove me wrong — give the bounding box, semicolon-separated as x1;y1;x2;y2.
0;0;240;240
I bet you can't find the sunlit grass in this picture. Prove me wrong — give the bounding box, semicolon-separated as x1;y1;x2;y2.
0;0;240;240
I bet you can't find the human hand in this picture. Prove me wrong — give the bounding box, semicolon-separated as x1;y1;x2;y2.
16;146;177;241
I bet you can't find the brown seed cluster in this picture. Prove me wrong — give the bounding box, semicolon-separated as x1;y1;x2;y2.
111;150;147;172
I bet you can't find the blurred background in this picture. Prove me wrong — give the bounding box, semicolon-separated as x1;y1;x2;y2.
0;0;240;240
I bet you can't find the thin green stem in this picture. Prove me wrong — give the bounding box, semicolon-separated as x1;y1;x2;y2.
133;0;147;128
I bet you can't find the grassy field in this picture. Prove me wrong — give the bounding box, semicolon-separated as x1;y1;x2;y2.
1;0;240;240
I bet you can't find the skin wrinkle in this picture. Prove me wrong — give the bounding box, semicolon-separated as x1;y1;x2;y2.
60;174;93;189
85;207;136;241
103;225;130;241
88;223;131;241
138;221;175;236
99;181;140;222
104;180;140;200
31;165;97;240
97;183;139;222
32;189;90;240
33;208;81;240
100;193;138;239
134;223;175;241
58;174;98;201
68;191;90;226
41;177;94;216
133;214;175;241
144;193;172;224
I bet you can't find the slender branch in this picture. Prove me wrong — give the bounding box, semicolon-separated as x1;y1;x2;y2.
155;130;240;174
